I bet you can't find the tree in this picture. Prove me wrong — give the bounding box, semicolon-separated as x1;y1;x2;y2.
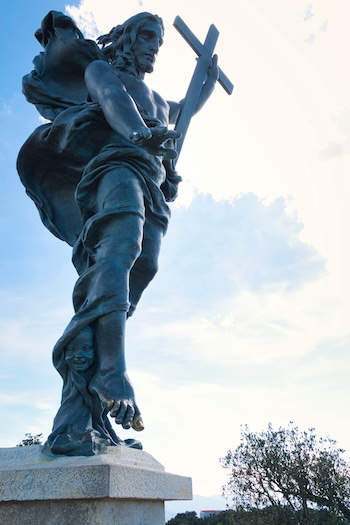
166;511;200;524
221;423;350;522
166;508;340;525
17;433;43;446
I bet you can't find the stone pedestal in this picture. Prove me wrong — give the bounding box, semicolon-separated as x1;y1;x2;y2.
0;445;192;524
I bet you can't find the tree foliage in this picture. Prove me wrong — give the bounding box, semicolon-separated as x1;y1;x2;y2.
221;423;350;521
16;433;43;446
167;511;200;524
166;508;342;525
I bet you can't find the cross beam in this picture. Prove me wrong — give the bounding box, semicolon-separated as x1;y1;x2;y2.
173;16;233;163
174;16;233;95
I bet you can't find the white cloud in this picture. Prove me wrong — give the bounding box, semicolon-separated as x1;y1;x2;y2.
65;4;100;39
0;392;55;412
131;274;350;375
304;4;314;22
155;194;324;309
0;390;59;448
0;294;73;361
0;100;12;116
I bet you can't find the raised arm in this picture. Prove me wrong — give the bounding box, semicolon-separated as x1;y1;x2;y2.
168;54;219;125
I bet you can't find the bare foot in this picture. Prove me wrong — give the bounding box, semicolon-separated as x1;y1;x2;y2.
110;400;144;431
89;371;144;431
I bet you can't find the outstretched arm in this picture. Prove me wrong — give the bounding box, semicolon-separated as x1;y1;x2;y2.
85;60;151;141
168;54;219;125
85;60;178;159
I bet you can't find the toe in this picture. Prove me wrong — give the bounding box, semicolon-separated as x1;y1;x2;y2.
122;404;135;429
110;400;121;417
132;414;145;432
114;400;127;424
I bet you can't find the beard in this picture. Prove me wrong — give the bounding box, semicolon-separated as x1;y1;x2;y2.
135;56;154;74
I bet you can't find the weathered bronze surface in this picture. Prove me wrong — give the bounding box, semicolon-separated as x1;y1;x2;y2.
17;10;231;456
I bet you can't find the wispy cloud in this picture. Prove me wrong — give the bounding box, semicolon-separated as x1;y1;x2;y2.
304;4;314;22
149;194;324;316
65;4;100;39
0;100;12;116
320;108;350;159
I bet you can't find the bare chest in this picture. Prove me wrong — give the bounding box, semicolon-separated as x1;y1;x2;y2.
118;73;169;125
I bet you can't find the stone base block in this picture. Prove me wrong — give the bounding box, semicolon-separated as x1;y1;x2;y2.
0;499;164;525
0;445;192;525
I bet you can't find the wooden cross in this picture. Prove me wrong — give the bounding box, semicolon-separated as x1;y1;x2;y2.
173;16;233;163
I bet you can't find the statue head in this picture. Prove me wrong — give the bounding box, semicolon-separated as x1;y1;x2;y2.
98;12;164;76
35;11;84;48
65;326;94;372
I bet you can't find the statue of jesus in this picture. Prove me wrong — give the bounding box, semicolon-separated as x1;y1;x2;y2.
17;10;218;455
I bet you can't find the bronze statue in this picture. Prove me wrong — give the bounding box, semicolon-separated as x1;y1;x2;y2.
17;10;232;455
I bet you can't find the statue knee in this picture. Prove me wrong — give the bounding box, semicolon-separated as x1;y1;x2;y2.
97;238;142;270
135;255;158;283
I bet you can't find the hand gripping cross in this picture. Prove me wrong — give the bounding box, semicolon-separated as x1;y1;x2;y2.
173;16;234;164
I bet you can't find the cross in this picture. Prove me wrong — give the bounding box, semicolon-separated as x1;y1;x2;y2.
173;16;233;163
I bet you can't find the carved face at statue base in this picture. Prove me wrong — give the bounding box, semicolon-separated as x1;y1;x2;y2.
65;327;94;372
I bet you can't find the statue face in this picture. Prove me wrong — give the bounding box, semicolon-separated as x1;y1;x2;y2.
65;329;94;372
133;20;163;74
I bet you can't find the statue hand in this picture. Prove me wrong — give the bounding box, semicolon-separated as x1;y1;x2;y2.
129;128;152;144
129;126;180;160
194;55;219;114
206;54;219;85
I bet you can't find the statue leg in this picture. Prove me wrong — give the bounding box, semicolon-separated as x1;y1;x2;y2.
128;217;163;318
88;212;144;428
86;168;146;429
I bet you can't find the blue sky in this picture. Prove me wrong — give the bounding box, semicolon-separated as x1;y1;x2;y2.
1;0;350;512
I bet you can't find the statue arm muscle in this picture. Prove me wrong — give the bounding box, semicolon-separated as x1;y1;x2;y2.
167;55;219;125
85;60;150;140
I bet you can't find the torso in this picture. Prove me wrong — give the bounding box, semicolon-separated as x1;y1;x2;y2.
117;71;169;126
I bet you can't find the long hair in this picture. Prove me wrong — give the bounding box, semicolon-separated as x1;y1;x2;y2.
97;12;164;71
